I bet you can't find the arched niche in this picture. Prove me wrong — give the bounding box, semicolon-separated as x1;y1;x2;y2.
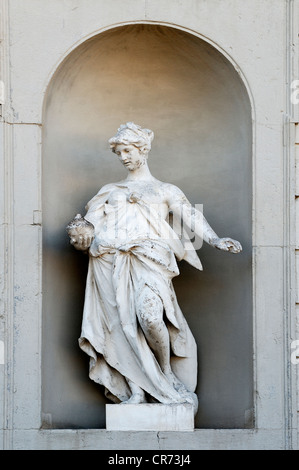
42;24;253;429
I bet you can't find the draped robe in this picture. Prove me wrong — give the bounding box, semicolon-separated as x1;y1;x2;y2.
78;183;203;404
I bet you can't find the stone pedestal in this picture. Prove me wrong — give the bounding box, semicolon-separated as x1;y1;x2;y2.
106;403;195;431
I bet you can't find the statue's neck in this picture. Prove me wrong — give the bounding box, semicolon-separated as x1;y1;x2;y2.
125;162;154;182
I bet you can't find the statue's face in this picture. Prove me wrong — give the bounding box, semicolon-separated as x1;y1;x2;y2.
114;144;146;171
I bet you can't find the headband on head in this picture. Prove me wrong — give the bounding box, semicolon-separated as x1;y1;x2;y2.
109;122;154;152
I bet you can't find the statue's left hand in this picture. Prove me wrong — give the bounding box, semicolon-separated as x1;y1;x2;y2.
210;237;242;253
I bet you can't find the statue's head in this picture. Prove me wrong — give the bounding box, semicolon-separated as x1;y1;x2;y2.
109;122;154;154
108;122;154;171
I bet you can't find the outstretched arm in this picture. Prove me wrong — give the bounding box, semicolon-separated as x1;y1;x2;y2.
167;186;242;253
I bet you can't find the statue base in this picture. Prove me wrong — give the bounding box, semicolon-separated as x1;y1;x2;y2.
106;403;194;431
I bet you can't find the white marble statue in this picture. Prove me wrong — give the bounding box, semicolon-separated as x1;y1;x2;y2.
67;122;242;414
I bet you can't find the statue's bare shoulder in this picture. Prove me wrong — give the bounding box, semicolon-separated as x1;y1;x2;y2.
158;181;190;208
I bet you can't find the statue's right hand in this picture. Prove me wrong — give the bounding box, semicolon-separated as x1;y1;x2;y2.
70;233;94;251
67;214;95;251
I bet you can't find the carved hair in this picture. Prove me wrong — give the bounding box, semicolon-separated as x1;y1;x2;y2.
109;122;154;153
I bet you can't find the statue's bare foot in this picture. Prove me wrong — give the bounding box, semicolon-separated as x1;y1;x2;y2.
122;379;147;404
183;391;198;414
164;370;187;394
163;369;198;414
121;392;147;404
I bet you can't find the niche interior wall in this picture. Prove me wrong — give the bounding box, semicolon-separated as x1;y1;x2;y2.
42;24;253;429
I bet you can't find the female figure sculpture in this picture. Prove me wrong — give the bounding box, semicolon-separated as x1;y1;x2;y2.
67;122;242;413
